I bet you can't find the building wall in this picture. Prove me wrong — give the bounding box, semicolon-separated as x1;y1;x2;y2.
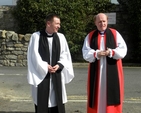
0;6;17;31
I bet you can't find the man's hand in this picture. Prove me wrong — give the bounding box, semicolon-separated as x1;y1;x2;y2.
105;48;110;56
52;64;59;72
97;51;106;58
48;64;59;73
97;48;110;58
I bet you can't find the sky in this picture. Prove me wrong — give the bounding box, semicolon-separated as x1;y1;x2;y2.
0;0;17;6
0;0;118;6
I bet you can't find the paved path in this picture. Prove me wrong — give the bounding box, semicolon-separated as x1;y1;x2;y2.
0;65;141;113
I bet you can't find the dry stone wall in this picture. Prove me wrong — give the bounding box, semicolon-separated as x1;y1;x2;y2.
0;30;31;66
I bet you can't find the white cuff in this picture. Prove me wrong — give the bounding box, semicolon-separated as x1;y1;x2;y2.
95;50;101;60
108;48;112;58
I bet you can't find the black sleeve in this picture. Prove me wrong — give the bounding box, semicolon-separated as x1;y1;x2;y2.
56;62;64;72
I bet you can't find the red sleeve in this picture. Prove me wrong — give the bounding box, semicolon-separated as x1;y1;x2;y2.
112;50;115;56
93;52;96;58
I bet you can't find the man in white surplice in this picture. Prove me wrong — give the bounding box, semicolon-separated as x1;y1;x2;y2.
27;13;74;113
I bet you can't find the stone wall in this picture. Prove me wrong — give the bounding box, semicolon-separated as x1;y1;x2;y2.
0;6;29;66
0;30;31;66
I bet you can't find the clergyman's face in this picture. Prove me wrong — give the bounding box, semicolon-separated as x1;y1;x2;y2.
46;17;60;33
95;13;108;32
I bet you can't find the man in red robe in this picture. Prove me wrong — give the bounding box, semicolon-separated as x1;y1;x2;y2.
82;13;127;113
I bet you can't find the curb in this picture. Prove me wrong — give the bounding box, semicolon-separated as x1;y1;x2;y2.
73;63;141;67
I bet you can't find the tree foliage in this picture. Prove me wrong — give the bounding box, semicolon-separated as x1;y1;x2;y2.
117;0;141;63
12;0;115;61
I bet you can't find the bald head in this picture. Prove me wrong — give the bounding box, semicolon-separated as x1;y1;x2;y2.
94;13;108;31
94;13;108;22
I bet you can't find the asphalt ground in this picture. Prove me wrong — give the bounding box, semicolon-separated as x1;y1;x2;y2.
0;64;141;113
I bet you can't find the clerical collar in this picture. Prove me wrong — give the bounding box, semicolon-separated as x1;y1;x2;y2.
47;33;53;37
45;30;53;37
99;31;105;35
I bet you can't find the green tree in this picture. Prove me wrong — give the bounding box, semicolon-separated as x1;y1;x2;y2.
13;0;115;61
117;0;141;63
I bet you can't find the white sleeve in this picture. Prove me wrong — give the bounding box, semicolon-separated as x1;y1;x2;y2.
82;34;96;63
27;32;48;86
112;31;127;59
57;33;74;84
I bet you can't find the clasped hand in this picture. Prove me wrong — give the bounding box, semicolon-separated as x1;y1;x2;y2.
97;48;110;58
48;64;59;73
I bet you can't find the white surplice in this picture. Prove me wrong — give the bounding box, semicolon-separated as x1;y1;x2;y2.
27;31;74;107
82;30;127;113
